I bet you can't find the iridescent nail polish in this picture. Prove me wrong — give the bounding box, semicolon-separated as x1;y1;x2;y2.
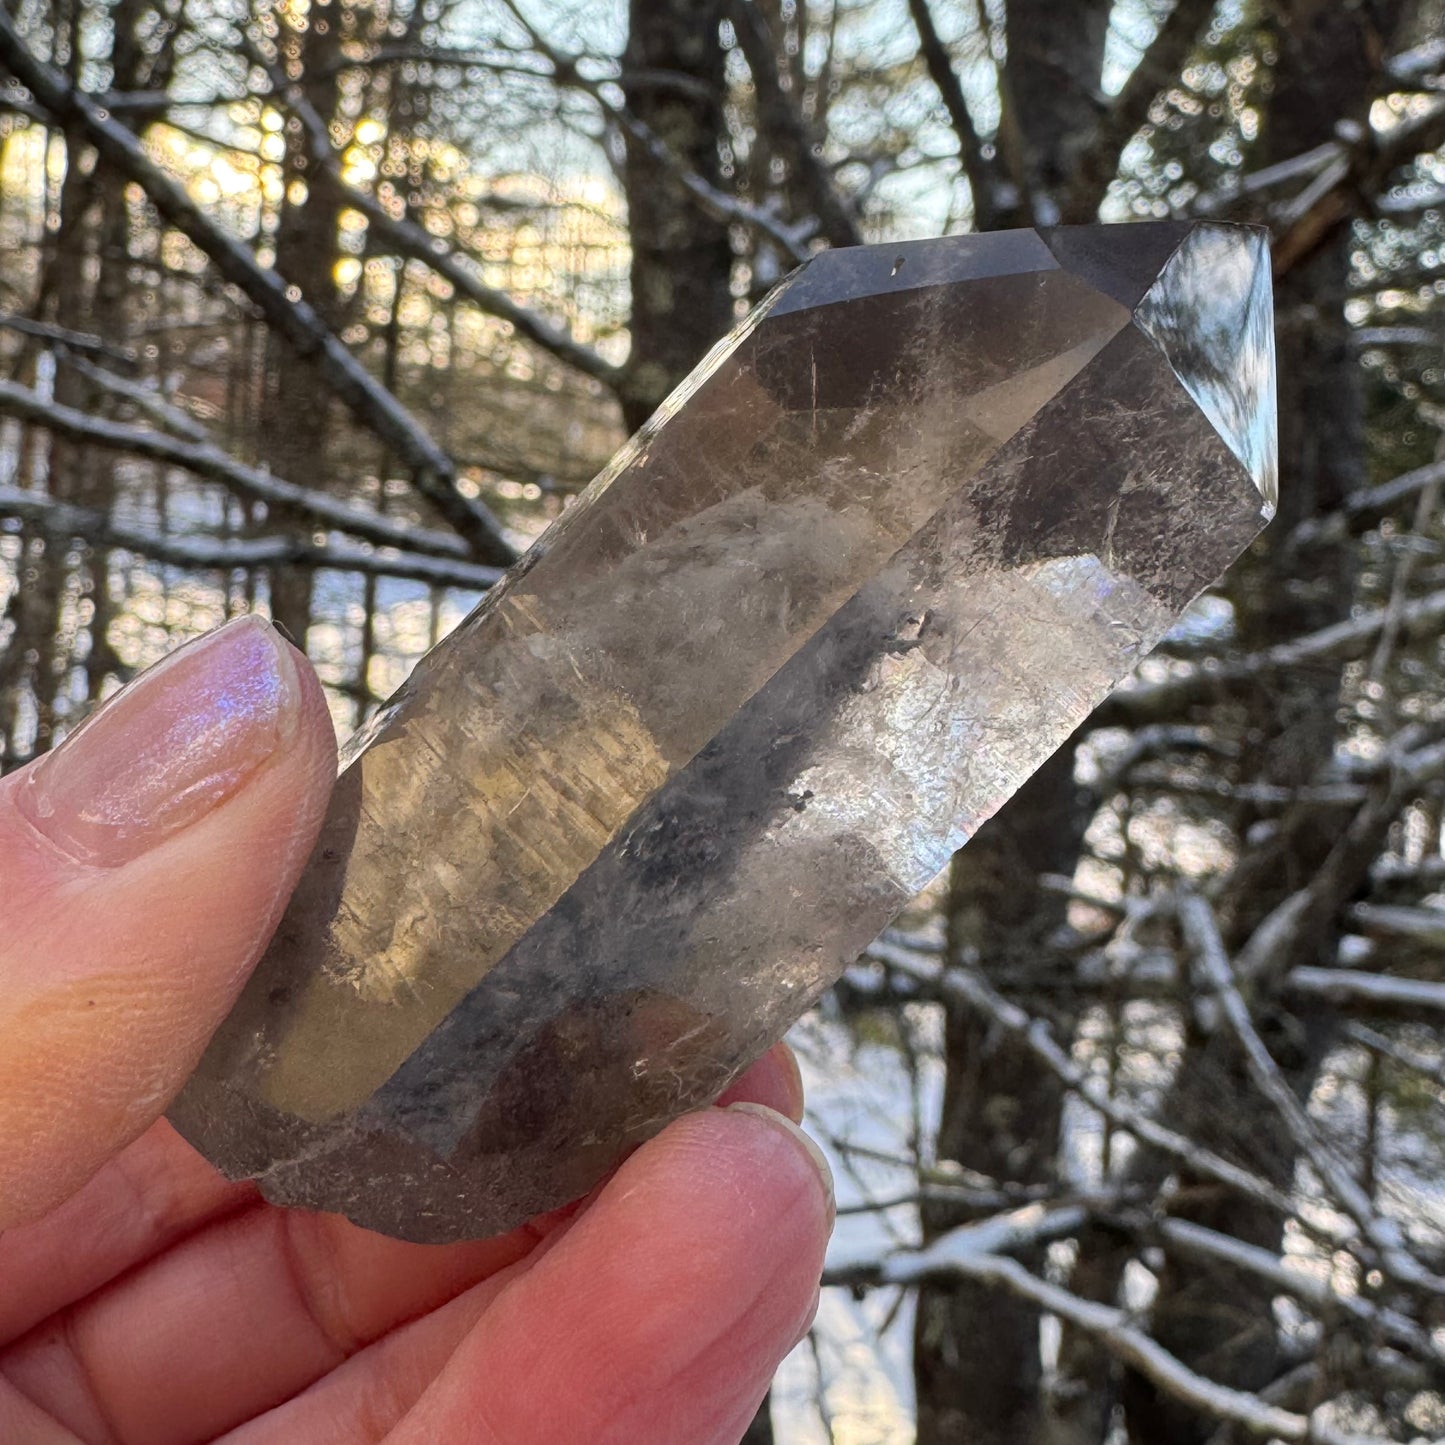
18;616;298;867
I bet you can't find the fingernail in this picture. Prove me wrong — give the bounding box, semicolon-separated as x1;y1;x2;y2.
18;617;299;867
727;1102;835;1223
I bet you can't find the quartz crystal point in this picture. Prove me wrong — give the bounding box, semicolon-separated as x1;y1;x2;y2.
171;222;1277;1242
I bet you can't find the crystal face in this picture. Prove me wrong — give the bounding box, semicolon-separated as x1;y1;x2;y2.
170;222;1276;1242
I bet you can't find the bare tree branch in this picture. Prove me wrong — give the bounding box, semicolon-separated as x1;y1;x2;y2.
244;38;627;394
60;352;211;443
1372;854;1445;886
904;0;999;231
312;43;555;82
0;84;48;125
1124;766;1369;808
834;1181;1059;1217
1065;0;1217;221
1193;140;1345;216
825;1204;1089;1289
0;377;474;560
0;9;515;565
1343;1021;1445;1089
828;1210;1383;1445
1154;1215;1443;1363
1273;97;1445;274
1289;458;1445;552
0;311;137;367
0;487;504;590
1272;151;1354;233
883;954;1310;1227
1287;967;1445;1015
1181;891;1445;1299
611;102;814;260
310;29;809;262
1099;586;1445;726
498;0;816;262
727;0;861;247
1231;737;1445;992
1351;324;1444;346
1348;901;1445;947
1388;36;1445;83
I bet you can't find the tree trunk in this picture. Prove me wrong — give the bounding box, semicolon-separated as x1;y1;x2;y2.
619;0;734;432
0;0;162;757
738;1398;776;1445
261;0;349;642
914;743;1093;1445
1002;0;1111;225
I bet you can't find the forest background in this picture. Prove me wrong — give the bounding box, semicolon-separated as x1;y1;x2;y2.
3;0;1445;1439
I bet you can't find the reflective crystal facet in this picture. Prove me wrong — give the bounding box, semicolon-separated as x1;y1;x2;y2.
170;222;1277;1242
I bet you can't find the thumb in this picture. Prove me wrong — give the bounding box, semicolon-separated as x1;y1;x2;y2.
0;616;336;1228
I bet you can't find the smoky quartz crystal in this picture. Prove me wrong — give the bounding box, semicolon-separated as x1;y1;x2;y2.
171;221;1277;1242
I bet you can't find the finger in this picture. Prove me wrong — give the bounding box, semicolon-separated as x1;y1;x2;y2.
715;1041;804;1121
0;1097;588;1354
221;1105;832;1445
0;1378;82;1444
0;1124;254;1347
218;1269;500;1445
221;1206;590;1445
212;1049;807;1443
386;1104;833;1445
0;1046;808;1433
0;1198;555;1445
0;617;337;1228
0;1023;800;1348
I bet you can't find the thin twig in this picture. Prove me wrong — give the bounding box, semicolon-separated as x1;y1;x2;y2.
0;377;473;559
1289;459;1445;553
883;955;1309;1226
500;0;815;262
827;1208;1381;1445
1366;463;1440;688
1193;141;1344;214
0;311;137;367
1098;587;1445;726
904;0;998;230
1180;891;1445;1299
1343;1021;1445;1090
0;11;514;564
246;35;626;393
0;487;504;590
728;0;861;246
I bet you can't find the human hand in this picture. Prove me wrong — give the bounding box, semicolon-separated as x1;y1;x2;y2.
0;617;833;1444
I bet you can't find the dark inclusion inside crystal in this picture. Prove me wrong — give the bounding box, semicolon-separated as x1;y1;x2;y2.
170;221;1277;1243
